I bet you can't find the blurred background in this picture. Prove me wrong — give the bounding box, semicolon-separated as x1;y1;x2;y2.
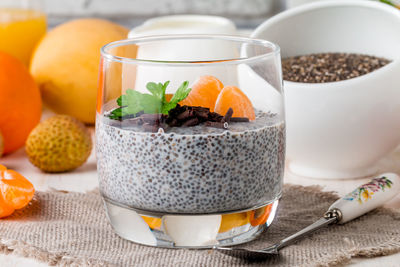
44;0;284;29
42;0;399;28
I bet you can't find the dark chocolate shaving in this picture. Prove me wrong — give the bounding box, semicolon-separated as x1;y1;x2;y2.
110;104;250;132
230;117;250;122
165;105;222;128
223;108;234;123
205;121;229;129
208;112;224;122
194;109;209;120
124;117;144;126
141;114;163;124
183;117;199;126
118;114;136;120
142;123;159;132
117;111;144;121
176;110;193;121
168;118;179;127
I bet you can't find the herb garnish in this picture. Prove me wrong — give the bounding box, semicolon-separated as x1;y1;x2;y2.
109;81;191;120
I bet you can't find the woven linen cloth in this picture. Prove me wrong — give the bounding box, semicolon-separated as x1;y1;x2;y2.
0;185;399;267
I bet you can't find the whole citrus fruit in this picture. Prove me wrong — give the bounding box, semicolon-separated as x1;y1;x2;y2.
0;52;42;154
30;18;129;124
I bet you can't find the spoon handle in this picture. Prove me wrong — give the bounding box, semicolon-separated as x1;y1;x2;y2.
274;216;336;251
275;173;400;251
328;173;400;224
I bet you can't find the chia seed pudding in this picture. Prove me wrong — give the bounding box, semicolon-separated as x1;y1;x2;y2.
96;111;285;214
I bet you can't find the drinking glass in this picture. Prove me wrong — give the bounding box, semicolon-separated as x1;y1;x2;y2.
0;0;46;66
96;35;285;248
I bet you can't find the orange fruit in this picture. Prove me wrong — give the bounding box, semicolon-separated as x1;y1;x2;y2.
219;212;249;233
0;169;35;210
142;216;162;229
214;86;256;120
0;51;42;154
165;94;173;102
0;196;14;218
249;203;273;227
180;75;224;111
0;165;35;218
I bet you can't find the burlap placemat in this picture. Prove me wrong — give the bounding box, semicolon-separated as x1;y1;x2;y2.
0;184;399;267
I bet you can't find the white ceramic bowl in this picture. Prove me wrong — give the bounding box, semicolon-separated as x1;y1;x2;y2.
125;15;239;93
251;0;400;178
128;15;237;38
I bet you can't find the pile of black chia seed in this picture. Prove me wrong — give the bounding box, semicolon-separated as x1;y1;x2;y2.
282;53;391;83
96;111;285;214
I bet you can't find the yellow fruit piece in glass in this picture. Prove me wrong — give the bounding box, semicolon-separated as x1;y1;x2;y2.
219;212;250;233
142;216;162;230
0;8;46;66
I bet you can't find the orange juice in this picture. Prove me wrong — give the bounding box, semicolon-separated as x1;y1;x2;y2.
0;8;46;66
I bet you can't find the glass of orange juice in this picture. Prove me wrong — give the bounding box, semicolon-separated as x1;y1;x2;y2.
0;0;47;66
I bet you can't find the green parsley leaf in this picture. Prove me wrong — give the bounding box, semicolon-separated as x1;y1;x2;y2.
116;96;123;106
140;94;162;114
124;90;146;115
109;107;123;119
108;80;191;119
161;81;169;103
146;82;163;99
170;81;191;105
161;81;191;114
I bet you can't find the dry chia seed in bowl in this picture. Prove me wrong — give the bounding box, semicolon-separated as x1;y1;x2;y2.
282;53;391;83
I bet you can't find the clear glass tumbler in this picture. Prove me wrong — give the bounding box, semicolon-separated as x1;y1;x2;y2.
0;0;46;66
96;35;285;248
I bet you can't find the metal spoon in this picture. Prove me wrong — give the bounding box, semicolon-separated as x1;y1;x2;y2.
214;173;400;261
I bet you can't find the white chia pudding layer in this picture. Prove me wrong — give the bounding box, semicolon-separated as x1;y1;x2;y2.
96;112;285;214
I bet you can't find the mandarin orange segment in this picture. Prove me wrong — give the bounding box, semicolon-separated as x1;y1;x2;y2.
214;86;256;121
249;203;273;227
0;169;35;210
165;93;173;102
0;195;15;218
219;212;249;233
180;75;223;111
142;216;162;229
0;165;6;171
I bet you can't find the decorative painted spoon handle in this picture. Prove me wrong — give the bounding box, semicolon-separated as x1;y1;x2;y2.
276;173;400;251
215;173;400;259
327;173;400;224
